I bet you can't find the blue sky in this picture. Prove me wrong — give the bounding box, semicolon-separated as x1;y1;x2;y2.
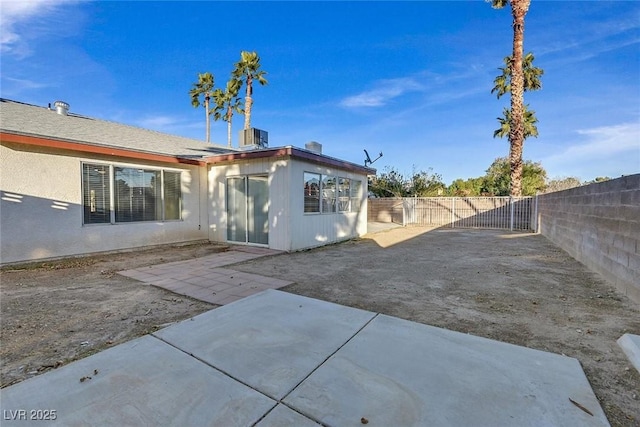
1;1;638;184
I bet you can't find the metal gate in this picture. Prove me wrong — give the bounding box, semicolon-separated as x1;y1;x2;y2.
369;197;537;231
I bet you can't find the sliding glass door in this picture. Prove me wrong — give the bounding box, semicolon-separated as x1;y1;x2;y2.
226;176;268;245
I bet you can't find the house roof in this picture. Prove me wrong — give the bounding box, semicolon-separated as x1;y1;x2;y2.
0;99;232;164
0;98;375;174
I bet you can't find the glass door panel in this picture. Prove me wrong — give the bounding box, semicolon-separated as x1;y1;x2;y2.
247;176;269;245
226;176;269;245
226;177;247;243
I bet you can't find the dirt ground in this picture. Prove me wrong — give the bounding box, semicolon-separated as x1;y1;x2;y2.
1;228;639;426
0;243;220;388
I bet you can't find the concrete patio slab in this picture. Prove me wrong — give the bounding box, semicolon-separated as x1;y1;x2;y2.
617;333;640;374
0;335;276;426
154;290;376;400
0;290;609;426
284;313;609;427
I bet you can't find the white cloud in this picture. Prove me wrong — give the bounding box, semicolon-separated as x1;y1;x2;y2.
2;76;48;91
542;122;640;179
0;0;77;57
536;13;640;63
137;115;180;129
131;114;205;139
339;77;425;108
566;122;639;158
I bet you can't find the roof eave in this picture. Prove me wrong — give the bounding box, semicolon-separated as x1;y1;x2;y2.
204;146;376;175
0;131;206;166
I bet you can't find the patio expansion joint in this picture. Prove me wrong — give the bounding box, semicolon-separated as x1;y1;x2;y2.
149;332;277;403
277;312;381;407
149;312;378;427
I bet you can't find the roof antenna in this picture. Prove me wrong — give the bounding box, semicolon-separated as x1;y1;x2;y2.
364;149;383;167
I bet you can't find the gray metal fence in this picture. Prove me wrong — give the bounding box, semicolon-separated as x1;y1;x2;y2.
369;197;537;231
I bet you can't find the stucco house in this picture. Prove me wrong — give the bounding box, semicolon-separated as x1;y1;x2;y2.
0;99;373;265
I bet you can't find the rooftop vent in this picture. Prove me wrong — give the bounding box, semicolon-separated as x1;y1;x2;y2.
54;101;69;116
305;141;322;154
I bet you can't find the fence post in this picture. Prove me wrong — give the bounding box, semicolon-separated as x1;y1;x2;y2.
509;196;514;231
533;194;539;233
402;198;406;227
451;197;455;228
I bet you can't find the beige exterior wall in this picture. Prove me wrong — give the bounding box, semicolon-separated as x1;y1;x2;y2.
0;143;208;265
208;156;368;251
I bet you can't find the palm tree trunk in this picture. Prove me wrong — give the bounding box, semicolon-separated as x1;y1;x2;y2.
226;106;233;148
205;95;210;143
508;0;530;197
244;76;253;130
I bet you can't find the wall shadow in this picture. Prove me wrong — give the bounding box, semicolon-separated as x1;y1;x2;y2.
368;197;535;231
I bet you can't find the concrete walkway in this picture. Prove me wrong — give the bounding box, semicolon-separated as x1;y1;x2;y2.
1;290;609;426
119;246;293;305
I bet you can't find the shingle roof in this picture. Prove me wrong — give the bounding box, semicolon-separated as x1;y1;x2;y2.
0;98;234;160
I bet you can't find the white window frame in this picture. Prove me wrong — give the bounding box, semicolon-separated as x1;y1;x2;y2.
82;161;183;225
304;171;362;215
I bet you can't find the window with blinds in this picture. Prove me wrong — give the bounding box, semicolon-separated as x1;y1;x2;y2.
82;163;182;224
163;171;182;220
83;164;110;224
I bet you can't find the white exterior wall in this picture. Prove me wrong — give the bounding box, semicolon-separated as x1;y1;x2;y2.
208;156;368;251
289;159;368;251
208;158;291;251
0;143;208;265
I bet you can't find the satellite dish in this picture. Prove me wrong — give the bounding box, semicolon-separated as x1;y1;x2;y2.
364;149;383;166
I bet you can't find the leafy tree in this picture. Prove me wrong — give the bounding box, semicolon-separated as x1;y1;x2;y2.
370;166;444;197
213;78;244;148
490;0;534;197
589;176;612;183
483;157;547;196
545;177;582;193
370;167;406;197
189;72;215;143
410;168;446;196
447;177;485;196
232;51;268;130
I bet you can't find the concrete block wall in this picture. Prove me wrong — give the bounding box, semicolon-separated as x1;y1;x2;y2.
537;174;640;304
368;198;404;224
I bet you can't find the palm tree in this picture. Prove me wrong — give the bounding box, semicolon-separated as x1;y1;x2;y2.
491;52;543;99
213;78;244;148
189;72;215;143
492;53;543;140
491;0;531;196
232;51;268;130
494;105;539;139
